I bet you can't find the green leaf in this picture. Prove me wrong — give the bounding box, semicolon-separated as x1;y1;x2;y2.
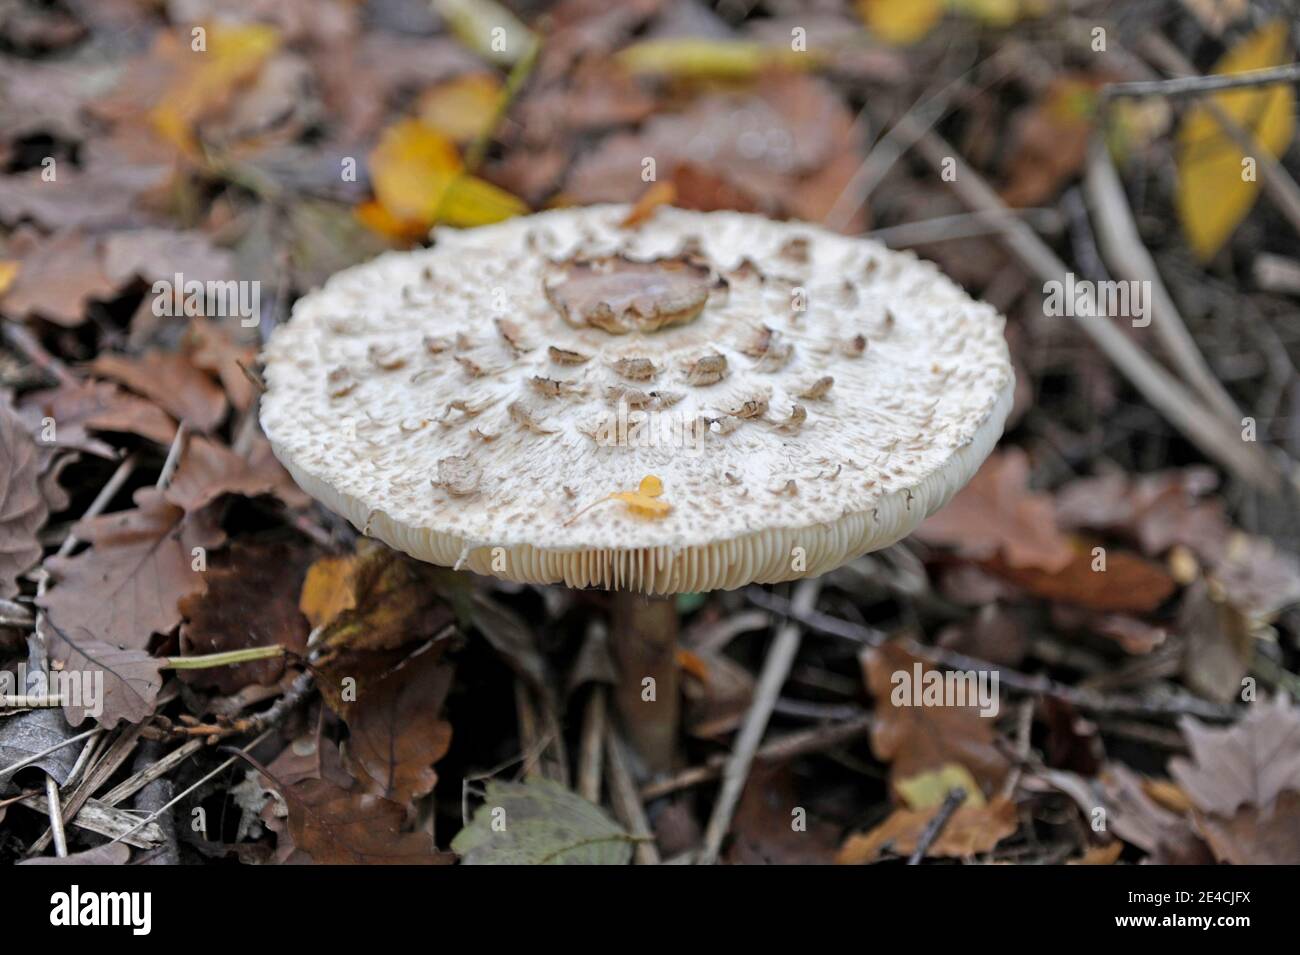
452;778;635;864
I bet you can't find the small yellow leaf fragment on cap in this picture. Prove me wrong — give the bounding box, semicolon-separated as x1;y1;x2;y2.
565;474;671;525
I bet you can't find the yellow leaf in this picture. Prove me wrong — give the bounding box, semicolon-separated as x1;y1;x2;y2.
1176;21;1296;261
895;763;987;810
434;0;536;67
566;474;672;524
418;74;503;144
299;555;359;629
366;118;526;234
616;39;809;79
439;172;529;227
0;260;19;297
151;22;280;156
856;0;944;45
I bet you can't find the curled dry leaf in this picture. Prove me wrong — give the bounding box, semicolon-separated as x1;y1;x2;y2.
0;399;48;598
544;254;712;334
38;488;225;652
178;540;313;695
90;350;228;432
19;379;176;457
916;449;1074;573
341;643;454;805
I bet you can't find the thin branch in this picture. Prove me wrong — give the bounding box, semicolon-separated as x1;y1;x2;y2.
1102;62;1300;99
697;578;820;866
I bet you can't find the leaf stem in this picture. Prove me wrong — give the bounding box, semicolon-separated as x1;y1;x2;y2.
163;645;286;670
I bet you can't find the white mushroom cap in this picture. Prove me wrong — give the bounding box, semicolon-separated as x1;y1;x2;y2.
260;205;1013;594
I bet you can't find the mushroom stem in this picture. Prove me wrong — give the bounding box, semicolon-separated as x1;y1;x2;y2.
609;591;680;775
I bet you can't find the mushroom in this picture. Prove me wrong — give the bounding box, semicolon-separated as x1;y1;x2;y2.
260;205;1014;773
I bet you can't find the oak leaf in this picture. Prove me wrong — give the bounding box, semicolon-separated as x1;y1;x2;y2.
0;400;48;597
90;350;227;432
38;488;225;651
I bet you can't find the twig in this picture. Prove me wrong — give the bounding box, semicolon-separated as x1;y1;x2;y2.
1084;138;1243;426
577;685;606;803
603;720;659;865
43;775;68;857
696;578;820;866
1;321;75;386
866;208;1062;248
106;730;272;849
1139;35;1300;245
156;422;189;489
0;727;98;782
747;588;1234;722
1102;62;1300;99
639;713;873;801
908;788;968;864
905;120;1280;491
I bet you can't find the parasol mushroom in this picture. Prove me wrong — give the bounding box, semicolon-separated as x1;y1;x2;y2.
260;205;1015;773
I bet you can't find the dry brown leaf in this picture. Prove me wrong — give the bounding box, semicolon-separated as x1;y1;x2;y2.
274;773;453;865
18;379;177;457
163;434;302;512
38;488;225;651
999;77;1096;207
90;350;228;433
185;320;259;413
0;230;119;326
1101;764;1213;864
298;554;358;629
1195;789;1300;865
41;624;165;728
916;449;1074;573
0;399;48;597
342;643;454;804
985;541;1176;614
178;540;313;694
1171;695;1300;818
836;797;1018;863
863;643;1009;797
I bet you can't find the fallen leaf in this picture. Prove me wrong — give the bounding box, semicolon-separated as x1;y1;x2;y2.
985;541;1176;613
90;350;228;433
178;540;313;694
298;554;359;629
836;797;1018;863
0;399;48;598
616;38;806;79
366;118;526;233
619;181;676;228
38;488;225;651
1178;579;1253;704
18;379;177;457
163;435;301;512
1211;532;1300;621
916;448;1074;572
184;320;259;413
417;73;502;143
149;22;282;157
855;0;943;46
452;778;634;864
276;774;452;864
1195;789;1300;864
1171;695;1300;817
41;625;165;728
0;230;118;326
1101;764;1214;864
863;643;1009;797
1176;20;1296;260
19;844;131;865
342;643;454;804
896;763;987;810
